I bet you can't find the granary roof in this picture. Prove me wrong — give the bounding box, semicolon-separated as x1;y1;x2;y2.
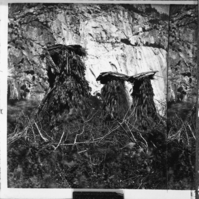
128;71;158;82
96;71;129;84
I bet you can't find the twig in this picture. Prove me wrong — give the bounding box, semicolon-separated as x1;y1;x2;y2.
78;149;88;154
99;124;120;142
122;106;132;122
54;131;65;150
186;122;196;140
22;112;36;142
183;123;190;146
125;121;146;134
178;116;190;145
138;132;148;148
83;110;99;123
123;120;137;142
30;124;36;143
34;122;48;142
117;121;133;141
74;126;85;144
59;138;101;146
8;125;29;146
37;86;56;115
117;119;136;142
168;126;182;141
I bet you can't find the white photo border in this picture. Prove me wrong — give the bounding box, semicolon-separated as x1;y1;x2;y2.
0;1;197;199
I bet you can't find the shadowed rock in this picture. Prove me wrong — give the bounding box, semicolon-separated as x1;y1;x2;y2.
47;44;87;57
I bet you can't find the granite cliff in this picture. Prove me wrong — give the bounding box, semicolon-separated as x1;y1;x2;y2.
8;4;169;114
168;5;197;104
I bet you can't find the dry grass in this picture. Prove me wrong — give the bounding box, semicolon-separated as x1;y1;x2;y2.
7;99;196;189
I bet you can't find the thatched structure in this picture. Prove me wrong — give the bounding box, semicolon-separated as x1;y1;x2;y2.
96;72;129;84
128;71;158;123
96;72;129;119
37;44;91;129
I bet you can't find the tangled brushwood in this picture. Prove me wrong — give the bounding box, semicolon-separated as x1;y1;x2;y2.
7;45;196;189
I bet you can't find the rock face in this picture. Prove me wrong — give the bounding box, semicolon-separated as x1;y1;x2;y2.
168;5;197;104
8;4;169;114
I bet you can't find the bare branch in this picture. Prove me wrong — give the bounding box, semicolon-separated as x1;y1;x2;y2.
34;122;48;142
54;131;65;151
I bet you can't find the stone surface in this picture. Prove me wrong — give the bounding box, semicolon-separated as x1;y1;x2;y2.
8;4;169;115
168;5;197;104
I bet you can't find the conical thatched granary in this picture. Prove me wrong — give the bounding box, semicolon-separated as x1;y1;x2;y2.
96;72;129;119
37;44;91;129
128;71;158;124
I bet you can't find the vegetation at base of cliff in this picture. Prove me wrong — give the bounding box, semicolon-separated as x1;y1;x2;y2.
7;99;195;189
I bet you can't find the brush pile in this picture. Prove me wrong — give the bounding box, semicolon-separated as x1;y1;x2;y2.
7;47;195;189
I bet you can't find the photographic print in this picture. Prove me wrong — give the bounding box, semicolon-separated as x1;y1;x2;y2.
7;3;169;189
167;5;197;190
